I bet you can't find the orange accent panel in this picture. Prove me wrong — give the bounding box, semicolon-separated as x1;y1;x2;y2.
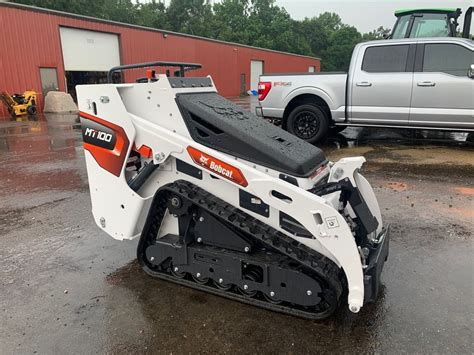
80;111;130;177
133;144;153;158
187;146;248;187
146;69;156;79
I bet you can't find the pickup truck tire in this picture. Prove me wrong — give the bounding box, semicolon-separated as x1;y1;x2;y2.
286;104;328;144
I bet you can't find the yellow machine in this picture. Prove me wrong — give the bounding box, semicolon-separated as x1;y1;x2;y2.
0;90;37;118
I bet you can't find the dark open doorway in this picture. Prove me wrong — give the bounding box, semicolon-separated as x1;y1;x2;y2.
65;71;121;102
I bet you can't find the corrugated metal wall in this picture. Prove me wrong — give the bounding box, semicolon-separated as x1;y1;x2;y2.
0;3;320;118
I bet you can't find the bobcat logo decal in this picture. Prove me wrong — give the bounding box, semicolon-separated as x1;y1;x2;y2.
187;146;248;187
199;154;209;165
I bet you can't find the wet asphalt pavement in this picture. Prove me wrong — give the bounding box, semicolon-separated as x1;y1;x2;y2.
0;109;473;354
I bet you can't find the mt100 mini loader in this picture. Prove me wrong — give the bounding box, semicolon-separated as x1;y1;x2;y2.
77;61;390;319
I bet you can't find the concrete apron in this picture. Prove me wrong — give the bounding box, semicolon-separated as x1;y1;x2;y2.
0;111;472;354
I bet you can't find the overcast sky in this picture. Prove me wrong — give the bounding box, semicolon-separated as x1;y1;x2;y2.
274;0;472;33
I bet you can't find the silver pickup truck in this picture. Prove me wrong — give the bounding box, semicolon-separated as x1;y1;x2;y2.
256;37;474;143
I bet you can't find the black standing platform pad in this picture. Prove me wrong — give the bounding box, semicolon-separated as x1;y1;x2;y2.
176;92;326;177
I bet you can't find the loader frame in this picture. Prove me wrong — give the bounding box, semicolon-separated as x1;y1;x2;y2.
78;61;389;316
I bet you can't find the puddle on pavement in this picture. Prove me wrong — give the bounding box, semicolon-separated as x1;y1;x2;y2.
326;126;472;148
0;114;80;152
102;260;386;353
323;127;474;182
0;113;85;203
1;106;472;353
98;206;472;353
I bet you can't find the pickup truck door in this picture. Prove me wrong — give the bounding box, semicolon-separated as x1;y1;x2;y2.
350;44;414;124
410;42;474;128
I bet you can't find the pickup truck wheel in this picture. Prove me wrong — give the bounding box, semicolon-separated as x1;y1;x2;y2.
286;104;328;144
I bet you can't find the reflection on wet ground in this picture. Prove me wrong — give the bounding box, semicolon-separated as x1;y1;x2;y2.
332;126;472;148
0;108;473;354
0;114;85;208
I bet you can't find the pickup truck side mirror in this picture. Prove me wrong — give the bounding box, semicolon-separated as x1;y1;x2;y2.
468;64;474;79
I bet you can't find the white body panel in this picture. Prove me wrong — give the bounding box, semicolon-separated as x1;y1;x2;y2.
77;74;386;312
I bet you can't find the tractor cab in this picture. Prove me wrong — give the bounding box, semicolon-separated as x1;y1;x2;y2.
391;7;472;39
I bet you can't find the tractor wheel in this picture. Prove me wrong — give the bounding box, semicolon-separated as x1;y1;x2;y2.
27;105;37;115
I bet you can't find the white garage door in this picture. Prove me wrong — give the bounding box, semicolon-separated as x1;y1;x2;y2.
60;27;120;71
250;60;264;91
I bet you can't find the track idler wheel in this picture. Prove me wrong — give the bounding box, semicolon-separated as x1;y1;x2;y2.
170;265;187;279
214;278;233;291
237;265;262;297
237;284;257;297
263;292;283;304
192;273;210;285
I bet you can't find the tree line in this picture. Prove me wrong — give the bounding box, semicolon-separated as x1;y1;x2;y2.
12;0;390;71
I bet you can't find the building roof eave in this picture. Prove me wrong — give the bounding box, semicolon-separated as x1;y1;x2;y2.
0;2;321;61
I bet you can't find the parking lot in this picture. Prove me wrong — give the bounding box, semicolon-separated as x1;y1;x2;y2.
0;104;473;353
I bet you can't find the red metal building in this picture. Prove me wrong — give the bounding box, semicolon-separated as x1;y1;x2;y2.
0;2;320;118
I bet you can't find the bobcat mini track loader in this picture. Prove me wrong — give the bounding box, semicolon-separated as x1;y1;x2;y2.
78;61;390;319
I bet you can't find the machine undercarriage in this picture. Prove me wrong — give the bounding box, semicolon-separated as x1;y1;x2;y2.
138;181;344;319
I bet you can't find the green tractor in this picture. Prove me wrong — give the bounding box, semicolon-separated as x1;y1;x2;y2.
391;7;472;39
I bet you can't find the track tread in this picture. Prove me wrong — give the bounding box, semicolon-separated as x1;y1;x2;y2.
137;180;344;320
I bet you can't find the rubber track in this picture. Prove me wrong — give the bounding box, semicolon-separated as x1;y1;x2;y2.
137;180;344;320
